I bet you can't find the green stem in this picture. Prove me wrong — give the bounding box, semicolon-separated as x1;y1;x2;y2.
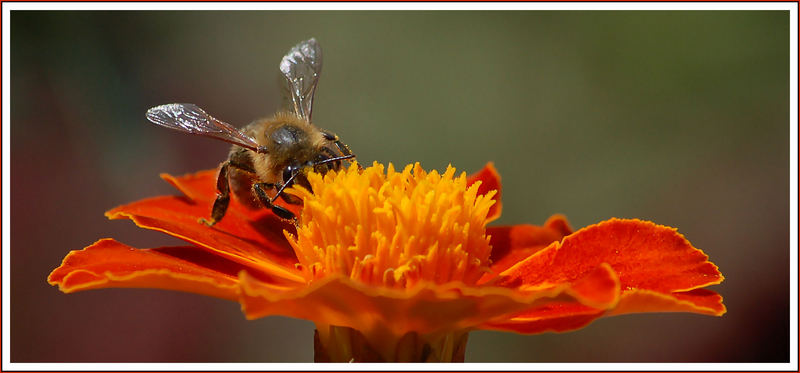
314;324;469;362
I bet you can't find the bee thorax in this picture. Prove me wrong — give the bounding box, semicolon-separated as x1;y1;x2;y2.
270;124;310;149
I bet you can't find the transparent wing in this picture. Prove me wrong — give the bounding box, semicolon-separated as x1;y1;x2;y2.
146;103;264;152
279;38;322;121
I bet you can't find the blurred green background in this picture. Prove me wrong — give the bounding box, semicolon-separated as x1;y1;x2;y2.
12;10;788;362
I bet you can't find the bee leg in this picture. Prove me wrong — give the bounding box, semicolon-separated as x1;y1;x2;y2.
323;131;360;170
280;190;303;205
199;162;231;226
321;131;338;141
337;141;360;170
334;140;353;156
253;183;297;222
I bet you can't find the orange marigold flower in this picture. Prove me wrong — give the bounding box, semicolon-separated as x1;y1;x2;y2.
48;162;725;362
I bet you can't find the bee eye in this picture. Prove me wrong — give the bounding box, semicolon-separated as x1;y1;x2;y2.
283;166;295;183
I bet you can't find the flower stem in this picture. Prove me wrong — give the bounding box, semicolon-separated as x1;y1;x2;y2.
314;324;469;362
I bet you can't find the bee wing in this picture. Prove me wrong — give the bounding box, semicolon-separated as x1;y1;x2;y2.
146;103;264;152
280;38;322;121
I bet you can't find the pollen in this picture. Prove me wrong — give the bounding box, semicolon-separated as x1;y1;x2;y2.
285;162;496;289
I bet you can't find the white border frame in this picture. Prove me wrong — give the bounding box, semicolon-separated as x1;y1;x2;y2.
2;2;796;371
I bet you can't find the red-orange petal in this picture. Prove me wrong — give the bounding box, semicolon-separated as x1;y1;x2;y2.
479;263;620;334
608;288;726;316
238;261;619;341
107;170;306;284
481;302;605;334
495;218;723;293
481;218;724;333
484;288;726;334
106;196;303;284
482;214;573;280
160;169;220;205
48;239;241;300
467;162;502;223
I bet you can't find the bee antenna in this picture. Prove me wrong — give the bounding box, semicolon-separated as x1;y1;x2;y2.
313;154;355;166
256;145;269;154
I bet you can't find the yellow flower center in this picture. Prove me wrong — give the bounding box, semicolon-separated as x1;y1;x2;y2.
285;162;496;288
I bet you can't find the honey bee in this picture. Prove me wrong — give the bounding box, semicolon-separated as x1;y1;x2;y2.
145;38;356;225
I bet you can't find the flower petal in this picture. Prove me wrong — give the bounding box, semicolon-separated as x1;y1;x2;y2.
106;176;305;283
466;162;502;223
482;218;724;333
238;261;619;344
160;169;219;204
608;288;726;316
482;214;573;280
481;303;605;334
48;238;242;300
566;263;621;309
479;263;620;334
495;218;723;293
483;288;725;334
